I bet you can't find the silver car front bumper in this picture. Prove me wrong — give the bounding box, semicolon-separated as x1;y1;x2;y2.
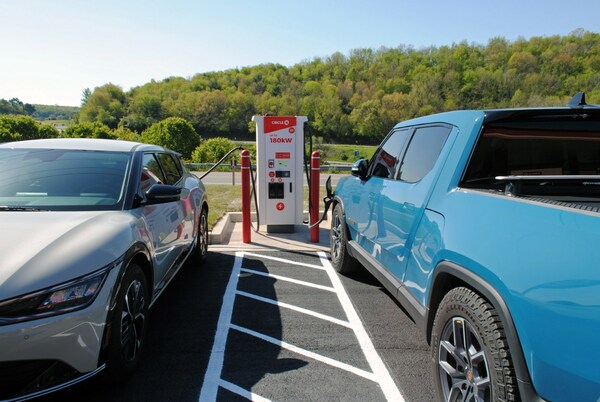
0;268;121;400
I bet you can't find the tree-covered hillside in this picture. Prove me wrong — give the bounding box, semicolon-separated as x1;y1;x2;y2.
32;104;79;121
0;101;79;121
74;30;600;143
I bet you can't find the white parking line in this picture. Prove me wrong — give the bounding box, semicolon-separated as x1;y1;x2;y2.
230;323;378;381
219;380;272;402
240;268;336;292
236;290;352;328
199;251;405;402
199;252;243;402
243;251;326;270
318;251;405;401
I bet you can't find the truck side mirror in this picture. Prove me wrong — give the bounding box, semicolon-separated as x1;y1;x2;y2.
351;159;369;179
325;176;333;198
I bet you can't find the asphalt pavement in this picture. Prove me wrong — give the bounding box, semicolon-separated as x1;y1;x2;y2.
42;221;435;402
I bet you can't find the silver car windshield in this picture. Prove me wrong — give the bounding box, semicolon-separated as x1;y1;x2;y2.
0;148;131;211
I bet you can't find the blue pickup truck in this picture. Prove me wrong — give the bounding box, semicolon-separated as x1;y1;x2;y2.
329;93;600;402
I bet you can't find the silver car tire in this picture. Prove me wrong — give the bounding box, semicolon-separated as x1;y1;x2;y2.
431;287;518;402
194;207;209;264
105;263;149;380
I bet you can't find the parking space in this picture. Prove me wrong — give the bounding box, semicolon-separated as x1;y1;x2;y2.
200;251;403;401
42;249;434;402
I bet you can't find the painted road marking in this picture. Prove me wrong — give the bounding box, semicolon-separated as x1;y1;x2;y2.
230;323;378;381
240;267;336;292
236;290;352;328
243;251;326;270
199;251;406;402
220;380;271;402
199;253;243;402
318;251;405;401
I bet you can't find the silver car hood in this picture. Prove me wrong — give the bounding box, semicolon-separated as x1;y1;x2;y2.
0;210;139;300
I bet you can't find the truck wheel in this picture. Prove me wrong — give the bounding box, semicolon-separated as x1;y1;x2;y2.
105;264;149;381
330;203;360;274
431;287;519;402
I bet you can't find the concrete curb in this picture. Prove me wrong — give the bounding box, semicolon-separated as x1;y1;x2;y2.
209;212;254;245
209;211;328;245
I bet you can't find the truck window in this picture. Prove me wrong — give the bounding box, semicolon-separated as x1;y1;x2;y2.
370;128;411;179
461;118;600;199
463;123;600;181
398;126;452;183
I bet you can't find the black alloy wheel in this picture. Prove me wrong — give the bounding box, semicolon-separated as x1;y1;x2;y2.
106;263;149;380
330;203;359;274
431;287;519;402
195;207;208;263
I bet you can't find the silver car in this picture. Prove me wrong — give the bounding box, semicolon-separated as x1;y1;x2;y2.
0;138;209;400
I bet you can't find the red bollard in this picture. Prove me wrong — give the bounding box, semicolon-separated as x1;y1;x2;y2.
240;150;251;243
310;151;320;243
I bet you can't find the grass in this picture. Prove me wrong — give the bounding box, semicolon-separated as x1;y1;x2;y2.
205;185;242;230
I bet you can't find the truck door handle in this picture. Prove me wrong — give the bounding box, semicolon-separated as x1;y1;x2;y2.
290;183;292;192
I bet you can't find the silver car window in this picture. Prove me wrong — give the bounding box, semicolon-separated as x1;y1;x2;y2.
0;148;130;210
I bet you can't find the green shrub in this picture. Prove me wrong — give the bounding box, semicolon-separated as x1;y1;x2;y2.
192;137;237;163
62;122;116;139
0;115;59;143
113;126;141;142
141;117;199;157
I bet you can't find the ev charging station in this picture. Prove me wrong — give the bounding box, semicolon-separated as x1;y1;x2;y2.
253;115;308;233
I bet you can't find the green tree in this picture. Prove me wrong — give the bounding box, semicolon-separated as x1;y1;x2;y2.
0;115;58;143
191;137;236;163
113;126;141;142
45;31;600;143
62;122;116;139
508;51;538;74
227;91;256;134
0;98;36;116
141;117;199;158
81;88;92;106
349;98;385;142
78;84;126;129
122;94;164;132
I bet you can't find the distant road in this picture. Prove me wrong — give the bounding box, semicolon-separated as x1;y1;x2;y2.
193;171;348;187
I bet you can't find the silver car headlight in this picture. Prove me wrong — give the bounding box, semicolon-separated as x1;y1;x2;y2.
0;264;115;326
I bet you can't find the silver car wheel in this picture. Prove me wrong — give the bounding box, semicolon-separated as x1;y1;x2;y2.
438;316;491;402
195;208;209;263
120;279;146;363
199;210;208;255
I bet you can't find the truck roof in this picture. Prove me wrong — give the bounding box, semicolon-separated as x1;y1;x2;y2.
393;106;600;130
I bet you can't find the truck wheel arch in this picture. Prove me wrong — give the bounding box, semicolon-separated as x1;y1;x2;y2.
428;261;542;402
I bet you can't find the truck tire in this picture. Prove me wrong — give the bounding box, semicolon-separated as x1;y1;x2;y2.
431;287;519;402
330;203;360;274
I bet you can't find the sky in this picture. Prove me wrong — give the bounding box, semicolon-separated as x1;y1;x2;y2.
0;0;598;107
